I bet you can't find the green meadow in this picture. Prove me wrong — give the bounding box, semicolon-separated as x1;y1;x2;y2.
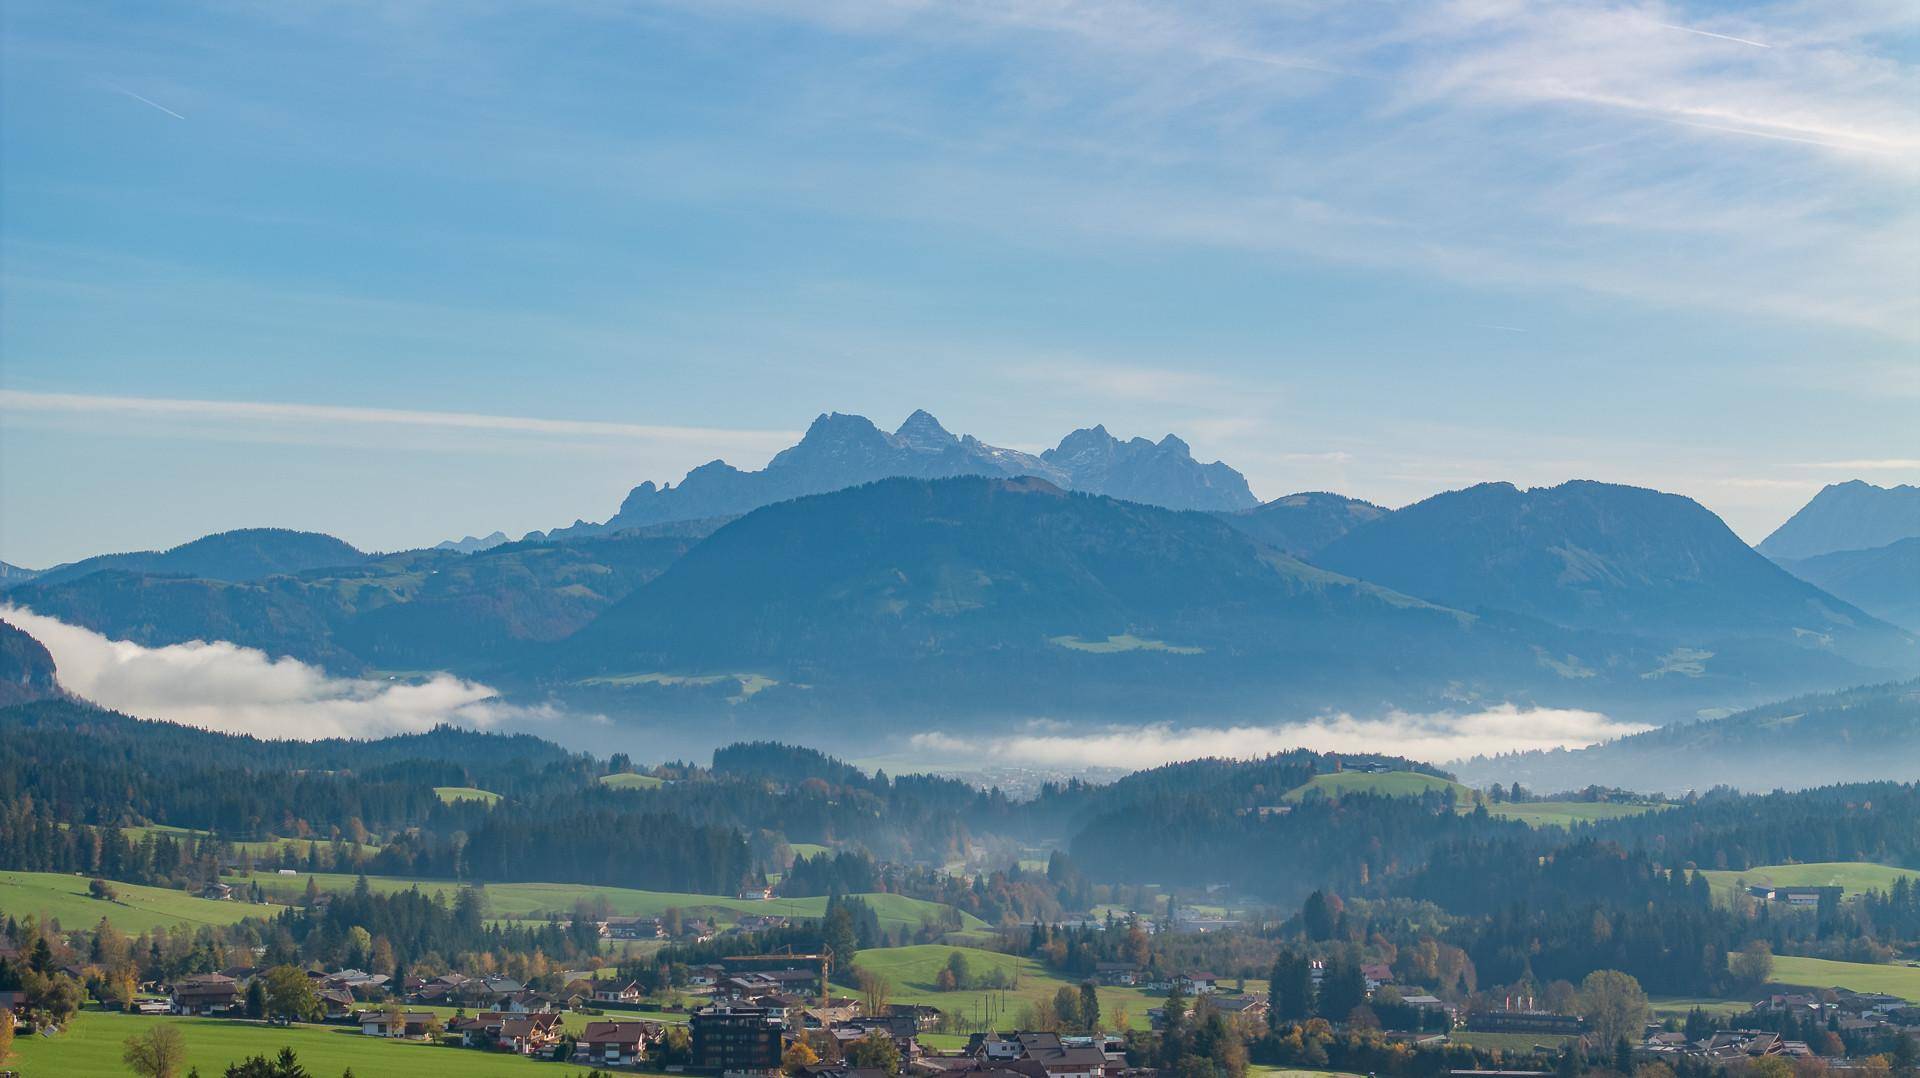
1486;801;1668;827
8;1011;580;1077
597;772;665;790
245;873;989;934
434;785;503;805
0;871;278;935
1701;861;1920;901
1285;771;1476;804
1767;955;1920;997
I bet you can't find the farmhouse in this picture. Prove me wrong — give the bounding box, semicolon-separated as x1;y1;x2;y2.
169;973;239;1016
1094;962;1141;987
595;979;645;1004
605;916;664;940
1174;971;1218;994
356;1009;438;1039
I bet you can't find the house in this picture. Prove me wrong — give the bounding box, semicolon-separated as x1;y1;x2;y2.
887;1003;943;1030
1361;963;1394;989
497;1013;565;1054
503;990;557;1013
1014;1033;1106;1078
200;881;235;901
595;979;645;1005
169;974;240;1016
1174;972;1218;994
1747;885;1843;907
1211;995;1269;1024
1094;963;1141;987
738;886;774;901
577;1020;662;1068
317;987;357;1020
968;1032;1027;1062
829;1016;921;1060
605;916;664;940
356;1010;438;1039
693;1004;786;1075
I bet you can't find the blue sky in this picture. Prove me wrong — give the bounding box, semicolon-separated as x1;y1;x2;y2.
2;0;1916;566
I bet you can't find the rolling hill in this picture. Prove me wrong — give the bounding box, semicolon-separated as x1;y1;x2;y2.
1759;480;1920;560
1453;678;1920;793
6;529;698;672
1314;480;1916;673
14;527;368;589
1776;537;1920;632
1219;491;1388;559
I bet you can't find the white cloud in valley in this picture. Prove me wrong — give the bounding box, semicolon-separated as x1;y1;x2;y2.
2;606;562;741
911;704;1651;771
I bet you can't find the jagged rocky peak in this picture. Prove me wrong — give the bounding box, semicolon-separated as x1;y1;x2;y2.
895;409;958;452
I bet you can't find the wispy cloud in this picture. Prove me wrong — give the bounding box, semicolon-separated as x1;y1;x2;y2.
909;704;1650;771
0;390;796;447
110;84;185;120
2;606;568;740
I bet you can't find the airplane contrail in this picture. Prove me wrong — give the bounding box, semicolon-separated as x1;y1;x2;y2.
111;85;186;119
1657;23;1772;49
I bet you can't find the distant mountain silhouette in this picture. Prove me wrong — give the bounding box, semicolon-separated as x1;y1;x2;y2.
1759;480;1920;560
559;476;1742;717
1314;480;1916;671
0;562;40;585
435;531;511;553
1776;537;1920;633
10;528;367;590
1454;678;1920;793
1219;491;1388;558
539;410;1255;539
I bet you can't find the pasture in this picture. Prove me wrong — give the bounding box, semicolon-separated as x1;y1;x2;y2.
1700;862;1920;901
1486;801;1668;827
434;785;503;805
0;871;277;935
1285;771;1476;804
1767;955;1920;997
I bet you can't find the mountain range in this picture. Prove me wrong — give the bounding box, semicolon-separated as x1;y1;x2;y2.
1774;538;1920;633
18;527;368;589
536;410;1256;541
1758;480;1920;559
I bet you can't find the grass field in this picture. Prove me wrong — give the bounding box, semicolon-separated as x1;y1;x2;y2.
1448;1031;1577;1053
1285;771;1476;804
849;944;1247;1029
1767;955;1920;997
597;772;665;790
1487;802;1668;827
789;843;832;859
9;1010;581;1077
1701;862;1920;901
0;871;280;934
121;823;385;861
1049;634;1204;655
1649;995;1752;1019
434;786;502;805
243;873;989;935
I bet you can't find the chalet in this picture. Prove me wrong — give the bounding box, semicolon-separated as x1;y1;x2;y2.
1094;963;1141;987
356;1010;438;1039
690;964;725;986
169;974;240;1016
1361;963;1394;989
736;915;791;933
503;990;558;1013
1014;1033;1106;1078
1174;972;1218;994
577;1019;662;1068
317;987;357;1020
887;1003;944;1030
497;1012;565;1054
200;881;235;901
829;1015;921;1060
605;916;664;940
968;1032;1027;1062
594;979;645;1005
1210;995;1269;1023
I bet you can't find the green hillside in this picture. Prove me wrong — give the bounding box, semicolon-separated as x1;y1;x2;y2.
10;1011;570;1078
0;871;278;934
850;944;1162;1025
1285;771;1475;804
598;772;666;789
434;785;502;805
1767;955;1920;997
1701;861;1920;901
247;873;988;933
1487;801;1668;827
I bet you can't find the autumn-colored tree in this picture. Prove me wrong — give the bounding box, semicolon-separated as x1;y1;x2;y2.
121;1024;189;1078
